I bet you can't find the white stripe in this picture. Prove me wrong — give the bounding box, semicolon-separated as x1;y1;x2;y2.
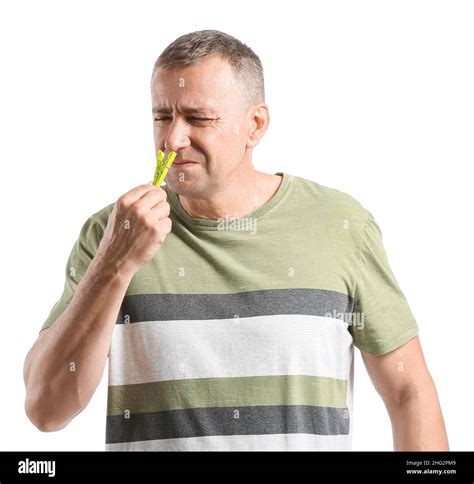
106;433;352;451
108;314;353;386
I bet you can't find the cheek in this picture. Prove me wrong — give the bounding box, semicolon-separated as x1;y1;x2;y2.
212;130;244;162
153;126;164;144
217;121;246;148
226;127;248;158
213;133;247;173
194;126;238;157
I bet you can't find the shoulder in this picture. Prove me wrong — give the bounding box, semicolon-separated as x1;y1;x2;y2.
88;202;115;230
290;174;371;225
73;203;115;245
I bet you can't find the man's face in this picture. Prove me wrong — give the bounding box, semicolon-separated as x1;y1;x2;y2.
151;56;252;197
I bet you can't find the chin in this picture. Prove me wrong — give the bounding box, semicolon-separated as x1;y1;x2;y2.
167;177;201;197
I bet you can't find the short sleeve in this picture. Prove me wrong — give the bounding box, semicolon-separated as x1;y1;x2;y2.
350;210;419;355
39;215;105;333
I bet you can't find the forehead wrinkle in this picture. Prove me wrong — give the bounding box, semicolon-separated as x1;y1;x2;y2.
152;102;219;116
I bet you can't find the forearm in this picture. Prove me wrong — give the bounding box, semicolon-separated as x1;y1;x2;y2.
385;381;449;451
24;253;133;431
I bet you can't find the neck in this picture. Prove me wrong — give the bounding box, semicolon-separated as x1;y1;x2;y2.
178;166;260;220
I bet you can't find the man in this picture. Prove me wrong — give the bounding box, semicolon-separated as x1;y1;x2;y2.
24;30;449;451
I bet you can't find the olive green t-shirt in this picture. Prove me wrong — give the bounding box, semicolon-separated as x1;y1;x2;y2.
40;172;418;450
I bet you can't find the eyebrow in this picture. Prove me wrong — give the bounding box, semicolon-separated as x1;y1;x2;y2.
152;106;217;115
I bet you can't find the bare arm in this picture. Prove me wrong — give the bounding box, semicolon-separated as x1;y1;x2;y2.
23;183;172;431
361;336;449;450
23;255;133;431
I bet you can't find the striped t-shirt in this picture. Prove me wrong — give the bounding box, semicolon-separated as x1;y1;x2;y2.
40;172;419;451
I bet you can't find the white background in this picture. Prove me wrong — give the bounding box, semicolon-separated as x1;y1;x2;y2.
1;0;473;451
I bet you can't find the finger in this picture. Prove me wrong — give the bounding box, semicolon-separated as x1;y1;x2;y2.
136;186;167;210
119;183;164;206
155;216;172;237
149;199;171;220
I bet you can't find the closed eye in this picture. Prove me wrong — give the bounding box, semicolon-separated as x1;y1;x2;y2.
153;116;215;123
188;117;213;122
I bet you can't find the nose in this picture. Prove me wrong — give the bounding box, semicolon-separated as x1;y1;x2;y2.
163;117;191;153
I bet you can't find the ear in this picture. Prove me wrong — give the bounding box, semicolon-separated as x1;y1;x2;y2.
246;103;270;149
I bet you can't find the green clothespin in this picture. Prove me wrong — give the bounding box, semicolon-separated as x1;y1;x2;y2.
153;149;177;186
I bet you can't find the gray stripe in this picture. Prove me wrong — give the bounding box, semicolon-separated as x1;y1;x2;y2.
116;288;353;324
106;405;350;444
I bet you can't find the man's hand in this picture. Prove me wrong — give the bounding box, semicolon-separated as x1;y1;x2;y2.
97;183;172;276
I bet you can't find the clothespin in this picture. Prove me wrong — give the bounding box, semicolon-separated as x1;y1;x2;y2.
153;149;177;186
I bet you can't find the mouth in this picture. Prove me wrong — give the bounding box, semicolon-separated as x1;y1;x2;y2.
172;160;199;168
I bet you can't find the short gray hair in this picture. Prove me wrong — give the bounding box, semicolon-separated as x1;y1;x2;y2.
151;30;265;108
